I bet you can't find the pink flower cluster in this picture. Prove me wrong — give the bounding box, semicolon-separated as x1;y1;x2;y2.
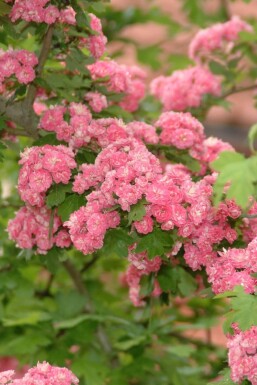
126;250;162;306
206;235;257;294
0;49;38;89
88;61;146;112
123;164;243;304
66;138;162;254
40;104;158;149
228;325;257;385
8;205;71;254
150;66;221;112
241;201;257;242
189;16;253;62
155;111;234;165
84;91;108;113
0;361;78;385
7;0;76;25
156;111;205;152
81;14;107;59
18;145;76;206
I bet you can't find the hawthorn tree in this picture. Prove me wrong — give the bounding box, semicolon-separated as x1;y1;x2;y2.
1;0;257;384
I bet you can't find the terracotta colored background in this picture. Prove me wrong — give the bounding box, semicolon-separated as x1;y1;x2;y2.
108;0;257;150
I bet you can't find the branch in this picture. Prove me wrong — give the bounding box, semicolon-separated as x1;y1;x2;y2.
81;254;100;273
25;24;54;109
0;25;55;139
63;260;91;303
240;214;257;219
63;259;113;354
222;84;257;99
220;0;230;20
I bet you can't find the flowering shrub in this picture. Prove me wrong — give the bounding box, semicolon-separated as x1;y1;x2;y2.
1;0;257;384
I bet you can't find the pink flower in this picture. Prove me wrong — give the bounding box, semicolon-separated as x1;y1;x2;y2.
7;205;64;254
228;325;257;385
189;16;253;62
85;91;108;113
134;215;153;234
151;66;221;112
10;361;79;385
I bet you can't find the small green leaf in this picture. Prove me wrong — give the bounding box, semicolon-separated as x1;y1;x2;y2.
57;194;86;222
128;200;146;225
136;228;173;259
34;133;61;146
222;286;257;332
46;183;72;208
157;265;178;293
100;228;134;258
207;369;236;385
177;268;197;297
114;335;147;351
166;344;195;358
209;60;228;76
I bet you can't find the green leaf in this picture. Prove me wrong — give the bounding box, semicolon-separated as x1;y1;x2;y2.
34;133;61;146
128;200;146;225
136;228;173;259
164;148;201;173
209;60;228;76
114;335;147;351
100;228;134;258
0;17;19;39
222;286;257;332
0;116;7;131
166;344;195;358
137;45;161;70
0;140;7;162
76;149;97;165
46;183;72;208
211;151;257;208
157;264;178;293
54;291;86;320
239;30;256;42
207;369;236;385
177;268;197;297
248;123;257;153
211;151;245;171
57;194;86;222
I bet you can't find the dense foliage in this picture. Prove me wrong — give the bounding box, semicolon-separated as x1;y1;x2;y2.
1;0;257;384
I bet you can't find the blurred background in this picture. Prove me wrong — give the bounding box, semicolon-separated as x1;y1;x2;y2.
105;0;257;152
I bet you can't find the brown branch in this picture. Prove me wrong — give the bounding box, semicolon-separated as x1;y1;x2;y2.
63;260;91;300
240;214;257;219
0;25;55;139
62;259;112;354
25;24;54;109
220;0;230;20
81;254;99;273
222;84;257;99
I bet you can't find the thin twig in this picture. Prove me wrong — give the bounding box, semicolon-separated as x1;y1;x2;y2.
240;214;257;219
81;254;99;273
63;260;90;299
222;84;257;99
25;24;54;109
220;0;230;20
62;259;113;354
